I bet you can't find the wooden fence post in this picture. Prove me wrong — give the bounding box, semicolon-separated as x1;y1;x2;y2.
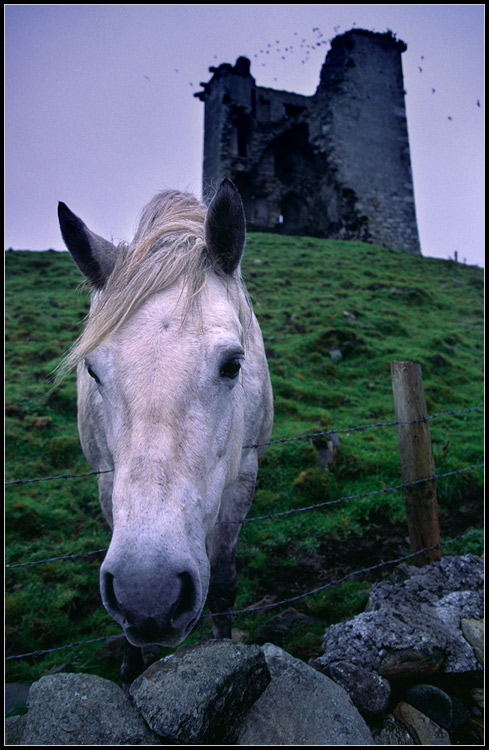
390;361;441;566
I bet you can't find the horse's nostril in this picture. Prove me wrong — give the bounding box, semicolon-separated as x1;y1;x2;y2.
102;570;123;620
171;572;197;627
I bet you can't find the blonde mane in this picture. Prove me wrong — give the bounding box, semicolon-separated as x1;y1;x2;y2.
56;190;250;382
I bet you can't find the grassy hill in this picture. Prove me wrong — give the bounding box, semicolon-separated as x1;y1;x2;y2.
5;236;484;688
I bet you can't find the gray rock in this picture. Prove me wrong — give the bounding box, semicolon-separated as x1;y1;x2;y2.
329;346;343;363
320;659;391;718
236;643;375;745
367;555;483;614
316;555;483;675
5;715;26;745
20;672;159;745
130;639;270;744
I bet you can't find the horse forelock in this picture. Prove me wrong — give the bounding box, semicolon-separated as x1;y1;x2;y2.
112;190;209;297
56;190;251;381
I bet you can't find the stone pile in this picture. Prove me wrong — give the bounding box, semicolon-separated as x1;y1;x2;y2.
6;640;374;745
311;553;484;744
5;554;483;745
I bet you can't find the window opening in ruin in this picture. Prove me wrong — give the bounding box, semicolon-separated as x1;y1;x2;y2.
235;111;250;158
284;103;306;117
259;97;271;122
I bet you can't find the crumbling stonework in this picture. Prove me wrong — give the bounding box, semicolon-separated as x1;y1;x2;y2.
195;29;421;254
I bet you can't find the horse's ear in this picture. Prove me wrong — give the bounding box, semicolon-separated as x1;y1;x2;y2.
58;202;118;288
204;178;246;276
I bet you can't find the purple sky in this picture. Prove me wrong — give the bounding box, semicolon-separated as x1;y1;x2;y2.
5;4;484;266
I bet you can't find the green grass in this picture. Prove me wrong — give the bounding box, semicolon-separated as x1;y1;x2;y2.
5;238;484;690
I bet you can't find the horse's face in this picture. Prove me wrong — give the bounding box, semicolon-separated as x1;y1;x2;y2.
88;277;246;645
59;179;252;647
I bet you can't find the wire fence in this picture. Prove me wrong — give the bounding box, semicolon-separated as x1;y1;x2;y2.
5;403;484;662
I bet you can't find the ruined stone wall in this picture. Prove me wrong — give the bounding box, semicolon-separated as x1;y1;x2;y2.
312;30;420;253
195;29;421;254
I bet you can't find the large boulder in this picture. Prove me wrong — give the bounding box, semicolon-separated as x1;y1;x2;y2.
236;643;375;745
130;639;270;744
18;672;159;745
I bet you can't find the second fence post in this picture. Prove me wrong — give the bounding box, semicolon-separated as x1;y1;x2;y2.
390;361;441;566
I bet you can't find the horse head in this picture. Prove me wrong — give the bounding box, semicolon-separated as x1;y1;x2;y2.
58;180;272;650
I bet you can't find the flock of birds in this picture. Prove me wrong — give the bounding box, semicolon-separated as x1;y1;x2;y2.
172;25;333;86
160;23;482;119
250;26;331;73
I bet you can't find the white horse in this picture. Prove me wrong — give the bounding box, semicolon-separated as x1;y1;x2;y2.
57;179;273;683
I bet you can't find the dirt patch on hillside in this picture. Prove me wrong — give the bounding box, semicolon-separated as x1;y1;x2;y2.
251;493;483;605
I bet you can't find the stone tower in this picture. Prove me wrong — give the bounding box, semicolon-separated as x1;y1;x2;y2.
195;29;421;254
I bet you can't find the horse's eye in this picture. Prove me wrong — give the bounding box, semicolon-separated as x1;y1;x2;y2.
220;358;241;380
86;365;101;384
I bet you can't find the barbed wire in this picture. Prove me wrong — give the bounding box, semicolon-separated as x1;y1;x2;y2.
4;404;483;487
5;528;483;662
5;468;113;487
219;463;484;525
5;462;483;570
5;548;107;570
5;635;113;662
245;404;484;451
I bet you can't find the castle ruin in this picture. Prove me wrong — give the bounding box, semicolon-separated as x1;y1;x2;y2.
195;29;421;254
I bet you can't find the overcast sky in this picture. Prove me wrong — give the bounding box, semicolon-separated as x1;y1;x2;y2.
4;4;484;266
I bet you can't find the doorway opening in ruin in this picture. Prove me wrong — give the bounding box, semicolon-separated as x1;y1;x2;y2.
280;191;306;234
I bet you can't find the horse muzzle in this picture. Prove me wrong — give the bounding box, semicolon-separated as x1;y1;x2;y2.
100;554;205;646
